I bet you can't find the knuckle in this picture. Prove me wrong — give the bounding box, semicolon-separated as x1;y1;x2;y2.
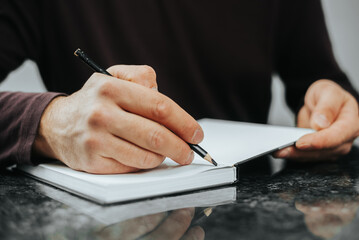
97;79;117;98
83;135;100;152
87;106;108;128
152;97;171;120
148;129;165;149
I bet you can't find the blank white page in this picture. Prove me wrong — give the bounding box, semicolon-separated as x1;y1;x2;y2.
193;119;314;166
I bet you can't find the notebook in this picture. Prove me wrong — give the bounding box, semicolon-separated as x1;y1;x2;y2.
18;118;313;204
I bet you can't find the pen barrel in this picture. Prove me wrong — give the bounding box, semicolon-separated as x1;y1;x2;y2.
189;144;207;158
75;49;110;76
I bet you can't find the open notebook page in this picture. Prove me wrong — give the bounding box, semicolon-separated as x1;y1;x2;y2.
196;119;314;166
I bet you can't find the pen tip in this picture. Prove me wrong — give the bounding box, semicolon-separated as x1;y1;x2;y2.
212;159;218;166
204;154;217;166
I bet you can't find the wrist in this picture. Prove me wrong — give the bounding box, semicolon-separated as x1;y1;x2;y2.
32;96;66;159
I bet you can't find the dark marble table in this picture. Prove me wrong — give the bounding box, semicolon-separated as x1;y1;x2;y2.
2;147;359;240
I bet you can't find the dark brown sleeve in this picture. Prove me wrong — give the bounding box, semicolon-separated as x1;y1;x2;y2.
0;0;43;80
0;1;65;167
0;92;65;167
275;0;359;113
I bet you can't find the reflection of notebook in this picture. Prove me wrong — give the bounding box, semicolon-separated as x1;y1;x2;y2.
18;119;313;204
37;183;236;225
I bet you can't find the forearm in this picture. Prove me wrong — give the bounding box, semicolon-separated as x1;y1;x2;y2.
0;91;65;167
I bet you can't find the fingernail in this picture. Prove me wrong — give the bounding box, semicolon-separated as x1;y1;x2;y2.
296;142;312;150
314;113;330;129
277;148;291;158
151;86;158;91
191;129;204;144
186;151;194;164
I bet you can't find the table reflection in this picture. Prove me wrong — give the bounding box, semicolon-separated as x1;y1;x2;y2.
35;183;235;239
296;197;359;239
96;208;204;240
278;161;359;239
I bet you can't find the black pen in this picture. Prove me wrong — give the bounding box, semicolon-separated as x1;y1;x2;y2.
74;48;217;166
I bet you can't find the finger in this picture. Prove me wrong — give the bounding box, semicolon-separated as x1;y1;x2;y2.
75;154;139;174
305;84;346;130
296;99;359;150
274;142;353;161
297;106;311;128
103;107;194;166
96;78;204;144
274;145;325;161
81;108;167;169
143;208;195;240
101;133;166;169
107;65;158;90
181;226;205;240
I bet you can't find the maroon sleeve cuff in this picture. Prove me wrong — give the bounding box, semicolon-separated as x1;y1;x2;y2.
0;92;66;167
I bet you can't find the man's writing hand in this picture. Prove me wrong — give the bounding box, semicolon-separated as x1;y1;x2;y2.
275;80;359;161
33;65;203;173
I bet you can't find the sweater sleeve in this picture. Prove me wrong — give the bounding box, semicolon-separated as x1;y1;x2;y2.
0;0;43;80
0;0;65;167
0;92;64;167
275;0;359;113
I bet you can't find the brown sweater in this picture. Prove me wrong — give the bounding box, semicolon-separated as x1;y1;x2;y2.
1;0;358;167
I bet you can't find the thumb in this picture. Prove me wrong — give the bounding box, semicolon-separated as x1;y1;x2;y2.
311;112;331;130
107;65;158;90
304;80;347;131
309;90;345;131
